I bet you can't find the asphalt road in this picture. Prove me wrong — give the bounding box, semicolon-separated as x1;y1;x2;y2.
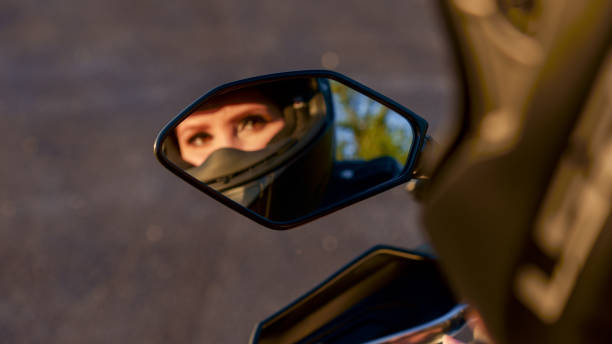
0;1;457;343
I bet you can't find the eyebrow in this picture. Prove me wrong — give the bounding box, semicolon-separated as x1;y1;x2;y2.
227;104;272;121
177;122;209;133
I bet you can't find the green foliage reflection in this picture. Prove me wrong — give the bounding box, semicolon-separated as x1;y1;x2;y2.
331;81;412;164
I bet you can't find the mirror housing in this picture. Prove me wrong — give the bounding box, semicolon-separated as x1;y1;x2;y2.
249;246;468;344
154;70;428;229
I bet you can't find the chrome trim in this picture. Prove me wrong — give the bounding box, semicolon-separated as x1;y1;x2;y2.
363;304;469;344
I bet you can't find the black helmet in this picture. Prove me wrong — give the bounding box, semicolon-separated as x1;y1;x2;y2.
163;77;336;221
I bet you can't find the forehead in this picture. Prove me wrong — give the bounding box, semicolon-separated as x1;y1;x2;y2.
199;88;276;112
182;103;271;125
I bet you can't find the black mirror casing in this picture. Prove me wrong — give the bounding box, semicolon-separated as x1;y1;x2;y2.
154;70;428;229
249;246;467;344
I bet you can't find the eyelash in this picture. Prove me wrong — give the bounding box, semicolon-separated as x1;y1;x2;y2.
185;114;270;147
237;114;268;131
187;132;212;147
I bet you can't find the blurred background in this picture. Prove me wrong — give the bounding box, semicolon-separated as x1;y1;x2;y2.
0;0;457;343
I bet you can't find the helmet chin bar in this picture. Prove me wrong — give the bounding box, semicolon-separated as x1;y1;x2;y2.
222;164;288;210
187;138;296;189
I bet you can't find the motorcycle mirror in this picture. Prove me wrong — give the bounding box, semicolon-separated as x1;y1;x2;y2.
154;70;428;229
250;246;468;344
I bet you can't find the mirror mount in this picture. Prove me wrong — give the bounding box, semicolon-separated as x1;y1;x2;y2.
405;135;437;200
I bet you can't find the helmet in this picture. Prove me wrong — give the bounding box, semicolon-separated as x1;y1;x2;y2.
162;77;336;222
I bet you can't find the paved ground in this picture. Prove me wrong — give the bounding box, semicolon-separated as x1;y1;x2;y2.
0;1;458;343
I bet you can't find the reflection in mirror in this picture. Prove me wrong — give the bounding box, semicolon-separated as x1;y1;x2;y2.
160;77;415;222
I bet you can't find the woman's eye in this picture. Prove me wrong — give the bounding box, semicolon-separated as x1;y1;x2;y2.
187;132;212;147
237;115;267;132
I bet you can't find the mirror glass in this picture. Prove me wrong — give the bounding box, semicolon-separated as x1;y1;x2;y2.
159;77;415;222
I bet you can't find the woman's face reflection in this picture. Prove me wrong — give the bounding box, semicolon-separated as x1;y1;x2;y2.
175;91;285;166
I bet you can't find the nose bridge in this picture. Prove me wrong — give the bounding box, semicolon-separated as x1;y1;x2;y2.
212;122;239;151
